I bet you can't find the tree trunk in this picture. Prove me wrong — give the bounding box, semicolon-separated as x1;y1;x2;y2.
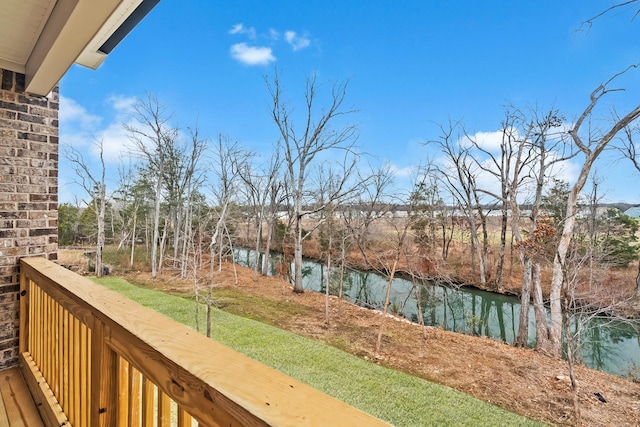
206;299;212;338
158;217;169;275
376;254;400;354
325;234;332;324
151;177;163;278
263;217;273;276
470;220;486;286
514;256;532;347
478;210;489;287
414;283;427;339
218;237;223;272
548;186;582;357
130;208;137;268
547;76;640;356
441;223;447;261
180;201;192;279
293;214;304;293
496;203;508;291
225;223;239;285
253;212;262;281
532;262;552;353
96;184;106;278
563;293;581;426
145;215;150;254
339;237;346;301
173;208;182;269
468;216;476;274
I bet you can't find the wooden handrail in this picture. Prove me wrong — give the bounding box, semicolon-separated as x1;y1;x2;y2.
19;257;388;426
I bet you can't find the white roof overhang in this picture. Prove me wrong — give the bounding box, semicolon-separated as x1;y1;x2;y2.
0;0;159;96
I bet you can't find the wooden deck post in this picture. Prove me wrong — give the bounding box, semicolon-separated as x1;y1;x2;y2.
18;270;30;355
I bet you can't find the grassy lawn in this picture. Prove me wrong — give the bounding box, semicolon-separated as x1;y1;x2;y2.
94;276;546;427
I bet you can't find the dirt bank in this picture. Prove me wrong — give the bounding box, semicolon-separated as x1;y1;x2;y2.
122;263;640;427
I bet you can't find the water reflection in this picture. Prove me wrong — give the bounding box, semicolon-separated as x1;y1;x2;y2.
234;249;640;376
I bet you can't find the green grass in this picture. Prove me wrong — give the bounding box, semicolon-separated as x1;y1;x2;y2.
206;287;310;326
94;276;546;427
102;245;149;271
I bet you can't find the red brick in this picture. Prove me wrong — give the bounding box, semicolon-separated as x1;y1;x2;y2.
0;69;58;369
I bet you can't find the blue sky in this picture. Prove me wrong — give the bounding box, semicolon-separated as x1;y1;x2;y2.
59;1;640;204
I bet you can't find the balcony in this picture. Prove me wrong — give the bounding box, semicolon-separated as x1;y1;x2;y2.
12;256;388;426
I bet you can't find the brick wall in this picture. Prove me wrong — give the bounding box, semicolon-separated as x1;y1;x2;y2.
0;69;58;369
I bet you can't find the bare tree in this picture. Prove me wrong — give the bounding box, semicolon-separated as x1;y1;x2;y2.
579;0;640;300
558;241;636;425
370;176;434;353
202;135;251;336
619;124;640;295
116;168;153;268
263;158;286;277
175;126;208;278
342;163;396;255
268;72;359;293
580;1;640;30
315;162;357;324
239;151;283;280
239;163;265;280
467;114;522;291
63;138;109;277
431;120;488;286
345;167;433;353
486;107;568;351
409;164;445;263
209;135;250;269
546;66;640;357
125;94;179;278
374;213;411;353
338;163;400;350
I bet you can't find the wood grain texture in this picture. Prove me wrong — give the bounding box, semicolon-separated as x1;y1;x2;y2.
129;367;142;425
0;367;44;427
0;387;8;427
177;407;192;427
20;257;389;427
141;377;154;427
90;319;117;427
19;353;67;427
18;269;29;355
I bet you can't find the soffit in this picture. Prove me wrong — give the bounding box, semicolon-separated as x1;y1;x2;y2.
0;0;158;96
0;0;56;72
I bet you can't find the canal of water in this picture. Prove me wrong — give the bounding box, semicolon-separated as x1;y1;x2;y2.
234;249;640;376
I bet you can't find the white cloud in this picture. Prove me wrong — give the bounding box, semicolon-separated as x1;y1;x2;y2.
95;121;135;163
229;23;243;34
390;164;414;178
59;95;141;163
59;96;101;152
542;151;579;187
230;43;276;66
108;95;137;115
59;96;134;203
227;25;312;67
97;95;139;161
59;95;102;129
459;130;515;152
229;23;256;39
284;30;311;51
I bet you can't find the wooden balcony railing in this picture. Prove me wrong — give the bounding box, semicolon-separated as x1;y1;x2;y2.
19;257;388;426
